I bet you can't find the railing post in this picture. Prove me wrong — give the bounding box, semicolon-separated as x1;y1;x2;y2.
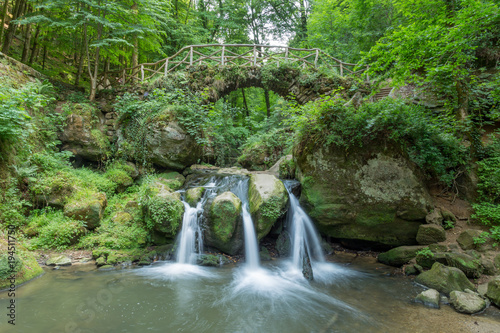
285;48;288;62
165;59;169;76
190;46;193;66
253;45;257;66
141;64;144;82
340;63;343;76
122;69;125;85
221;46;225;66
314;49;319;68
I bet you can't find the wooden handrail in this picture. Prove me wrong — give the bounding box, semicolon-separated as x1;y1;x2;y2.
97;44;369;90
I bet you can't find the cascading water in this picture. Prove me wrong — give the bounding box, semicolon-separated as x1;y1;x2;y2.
232;179;260;269
284;180;325;271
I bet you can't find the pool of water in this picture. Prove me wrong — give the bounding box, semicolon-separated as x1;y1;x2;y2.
2;256;500;333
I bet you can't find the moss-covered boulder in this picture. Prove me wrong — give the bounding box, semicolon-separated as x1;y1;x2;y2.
486;275;500;307
58;103;109;161
377;245;425;266
30;170;78;208
142;182;184;238
248;174;288;240
294;140;432;248
144;118;202;170
186;187;205;206
205;192;243;255
157;171;186;191
450;290;487;314
416;252;448;269
104;168;133;193
196;254;230;267
0;234;44;290
416;224;446;245
64;190;107;230
415;262;475;296
445;252;483;278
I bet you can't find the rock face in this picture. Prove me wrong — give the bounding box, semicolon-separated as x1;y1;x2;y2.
59;104;109;161
416;224;446;245
415;262;475;296
378;245;425;266
248;174;288;240
294;140;432;247
64;191;107;230
486;276;500;307
415;289;440;309
450;290;487;314
144;120;202;170
205;192;243;255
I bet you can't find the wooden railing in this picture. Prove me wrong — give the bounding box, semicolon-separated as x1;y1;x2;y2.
97;44;369;90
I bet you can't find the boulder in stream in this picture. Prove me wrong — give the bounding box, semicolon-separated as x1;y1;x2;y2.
415;289;440;309
450;290;487;314
486;275;500;307
415;262;475;296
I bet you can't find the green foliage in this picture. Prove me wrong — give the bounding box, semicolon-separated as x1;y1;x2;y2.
287;98;467;184
279;159;295;179
0;183;31;228
27;208;86;250
472;131;500;246
237;128;291;170
0;254;22;280
416;247;434;259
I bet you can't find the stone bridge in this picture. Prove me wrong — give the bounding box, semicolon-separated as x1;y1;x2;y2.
98;44;370;104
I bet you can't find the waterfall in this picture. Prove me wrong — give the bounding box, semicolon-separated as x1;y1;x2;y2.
176;201;204;264
232;179;260;269
284;181;325;270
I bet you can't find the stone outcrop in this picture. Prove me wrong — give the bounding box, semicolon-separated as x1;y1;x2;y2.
205;192;243;255
64;191;107;230
294;140;432;247
248;174;288;240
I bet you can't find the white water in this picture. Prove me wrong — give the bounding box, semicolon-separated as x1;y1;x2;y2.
232;179;261;269
285;181;325;271
176;202;204;264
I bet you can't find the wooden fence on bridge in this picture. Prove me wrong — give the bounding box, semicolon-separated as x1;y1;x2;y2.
97;44;369;90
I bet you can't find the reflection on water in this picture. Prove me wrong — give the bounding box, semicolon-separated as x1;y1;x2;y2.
1;258;500;333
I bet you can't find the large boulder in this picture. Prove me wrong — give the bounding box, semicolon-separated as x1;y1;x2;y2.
416;224;446;245
415;289;440;309
294;140;432;248
142;181;184;239
378;245;425;266
415;262;475;296
144;119;202;170
457;229;483;250
0;234;44;290
64;191;107;230
450;290;487;314
248;174;288;240
205;192;243;255
59;103;109;161
445;252;483;278
486;275;500;307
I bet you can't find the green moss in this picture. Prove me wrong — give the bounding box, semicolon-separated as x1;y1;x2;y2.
104;168;133;192
185;187;205;206
145;193;184;235
157;172;185;191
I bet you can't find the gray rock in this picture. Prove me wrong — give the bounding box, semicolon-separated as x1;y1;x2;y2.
415;262;475;296
276;231;291;257
450;290;486;314
46;255;72;266
457;229;483;250
425;209;443;225
445;252;483;278
415;289;440;309
486;275;500;307
416;224;446;245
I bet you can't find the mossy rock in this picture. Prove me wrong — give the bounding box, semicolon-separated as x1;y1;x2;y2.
112;212;133;225
259;247;272;261
31;171;78;208
416;252;448;269
445;252;483;278
0;234;44;290
294;140;432;247
64;190;107;230
205;192;243;255
457;229;483;251
378;245;425;267
45;255;72;266
196;254;230;267
143;184;184;237
416;224;446;245
186;187;205;206
486;275;500;307
157;172;186;191
248;174;288;240
104;169;133;193
415;289;440;309
276;230;291;257
415;262;475;296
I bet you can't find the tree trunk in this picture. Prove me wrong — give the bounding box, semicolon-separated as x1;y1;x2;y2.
264;89;271;118
28;26;40;65
42;45;47;69
2;0;27;55
299;0;308;45
0;0;9;49
74;37;84;87
241;88;249;117
21;21;32;63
